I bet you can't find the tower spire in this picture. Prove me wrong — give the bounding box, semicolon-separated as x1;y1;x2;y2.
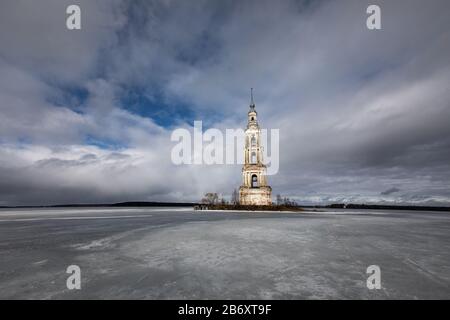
250;88;255;111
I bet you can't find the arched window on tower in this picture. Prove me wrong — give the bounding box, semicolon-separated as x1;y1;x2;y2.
251;136;256;147
251;174;258;188
251;152;257;164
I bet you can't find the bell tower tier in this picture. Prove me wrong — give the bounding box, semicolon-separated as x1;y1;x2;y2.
239;89;272;206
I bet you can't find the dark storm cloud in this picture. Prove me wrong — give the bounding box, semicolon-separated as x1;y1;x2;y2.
381;187;400;196
0;0;450;205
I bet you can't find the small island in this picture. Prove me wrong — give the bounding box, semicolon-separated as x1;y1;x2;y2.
194;192;304;212
194;203;304;212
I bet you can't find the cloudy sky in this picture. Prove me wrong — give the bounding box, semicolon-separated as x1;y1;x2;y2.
0;0;449;206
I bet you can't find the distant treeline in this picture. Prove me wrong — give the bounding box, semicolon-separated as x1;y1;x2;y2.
325;203;450;212
1;202;449;212
0;201;197;208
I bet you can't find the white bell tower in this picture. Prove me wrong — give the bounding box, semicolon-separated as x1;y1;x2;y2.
239;89;272;205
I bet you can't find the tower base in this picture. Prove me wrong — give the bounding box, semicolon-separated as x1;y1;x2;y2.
239;186;272;206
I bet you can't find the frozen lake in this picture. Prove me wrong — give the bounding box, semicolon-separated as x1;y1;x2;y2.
0;207;449;299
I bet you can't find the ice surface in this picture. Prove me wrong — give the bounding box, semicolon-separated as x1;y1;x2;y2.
0;208;449;299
